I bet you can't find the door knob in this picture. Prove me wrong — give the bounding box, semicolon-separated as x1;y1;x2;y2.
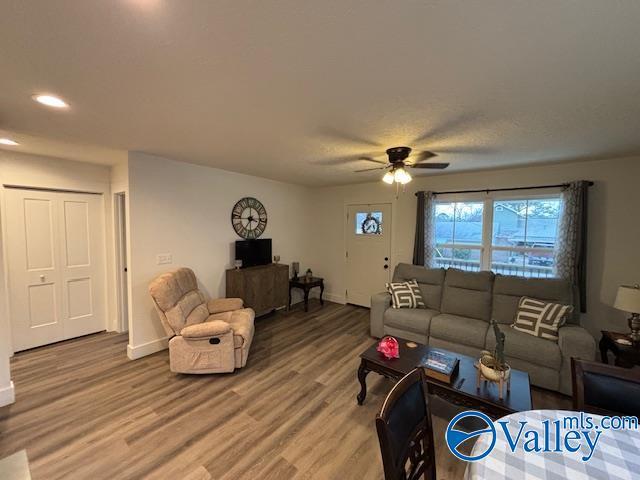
39;275;45;281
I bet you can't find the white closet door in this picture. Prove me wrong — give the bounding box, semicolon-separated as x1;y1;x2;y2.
58;192;106;340
5;189;106;351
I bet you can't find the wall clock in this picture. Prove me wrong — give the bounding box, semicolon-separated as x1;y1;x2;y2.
231;197;267;239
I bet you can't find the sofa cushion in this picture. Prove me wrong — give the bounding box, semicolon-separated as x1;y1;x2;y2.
429;313;489;349
164;290;208;333
492;274;575;324
485;324;561;370
384;308;438;336
386;280;426;309
393;264;445;309
512;297;573;342
440;269;494;321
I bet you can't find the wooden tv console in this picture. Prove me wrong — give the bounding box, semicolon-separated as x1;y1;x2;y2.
226;263;289;316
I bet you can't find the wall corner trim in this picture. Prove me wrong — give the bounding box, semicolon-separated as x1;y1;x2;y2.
127;337;169;360
0;381;16;407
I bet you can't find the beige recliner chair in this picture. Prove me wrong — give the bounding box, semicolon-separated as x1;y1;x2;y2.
149;267;255;374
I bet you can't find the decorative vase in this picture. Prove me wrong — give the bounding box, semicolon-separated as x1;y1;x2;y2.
377;336;399;359
478;356;511;383
477;352;511;399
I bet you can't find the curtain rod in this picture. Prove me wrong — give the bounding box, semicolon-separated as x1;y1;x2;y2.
415;181;594;197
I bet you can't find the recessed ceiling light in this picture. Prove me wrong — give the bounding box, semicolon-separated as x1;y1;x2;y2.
32;94;69;109
0;138;19;146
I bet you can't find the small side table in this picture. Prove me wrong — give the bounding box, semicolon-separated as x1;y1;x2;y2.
289;276;324;312
600;330;640;367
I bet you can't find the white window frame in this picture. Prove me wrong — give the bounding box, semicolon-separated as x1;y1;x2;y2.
433;189;562;277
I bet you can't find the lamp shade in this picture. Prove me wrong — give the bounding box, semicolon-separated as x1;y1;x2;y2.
614;285;640;314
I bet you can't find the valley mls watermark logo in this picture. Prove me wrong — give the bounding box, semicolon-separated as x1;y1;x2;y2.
446;411;497;461
446;410;639;463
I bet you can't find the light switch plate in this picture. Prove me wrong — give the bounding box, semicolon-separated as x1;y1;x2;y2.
157;253;172;265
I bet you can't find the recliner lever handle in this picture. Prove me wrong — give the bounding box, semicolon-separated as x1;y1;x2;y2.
209;338;221;345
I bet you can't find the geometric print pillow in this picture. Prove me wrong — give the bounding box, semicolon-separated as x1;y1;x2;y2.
511;296;573;342
386;279;426;309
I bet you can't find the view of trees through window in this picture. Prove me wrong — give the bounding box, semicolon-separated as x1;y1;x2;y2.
434;197;561;277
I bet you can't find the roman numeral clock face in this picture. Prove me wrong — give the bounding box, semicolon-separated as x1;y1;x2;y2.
231;197;267;239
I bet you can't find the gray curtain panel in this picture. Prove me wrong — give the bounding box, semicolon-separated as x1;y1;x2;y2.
413;191;436;267
413;192;426;265
555;180;589;313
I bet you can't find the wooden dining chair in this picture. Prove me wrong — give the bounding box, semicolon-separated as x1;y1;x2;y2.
375;368;436;480
571;357;640;416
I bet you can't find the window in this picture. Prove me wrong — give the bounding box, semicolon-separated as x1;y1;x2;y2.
355;211;383;235
434;201;483;271
433;195;561;278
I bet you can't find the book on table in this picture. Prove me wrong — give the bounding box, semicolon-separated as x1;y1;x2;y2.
422;349;459;383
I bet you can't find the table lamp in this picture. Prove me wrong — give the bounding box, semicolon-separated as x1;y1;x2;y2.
614;284;640;341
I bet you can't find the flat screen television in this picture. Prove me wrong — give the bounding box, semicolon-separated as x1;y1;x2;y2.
235;239;272;268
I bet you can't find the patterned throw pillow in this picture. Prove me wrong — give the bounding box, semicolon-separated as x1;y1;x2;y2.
386;280;426;309
512;296;573;342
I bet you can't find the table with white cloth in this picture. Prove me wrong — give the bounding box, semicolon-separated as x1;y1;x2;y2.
465;410;640;480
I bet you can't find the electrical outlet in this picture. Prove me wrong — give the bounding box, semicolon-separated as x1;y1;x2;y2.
157;253;172;265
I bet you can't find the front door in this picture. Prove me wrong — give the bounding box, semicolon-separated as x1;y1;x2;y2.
345;204;392;307
5;188;107;351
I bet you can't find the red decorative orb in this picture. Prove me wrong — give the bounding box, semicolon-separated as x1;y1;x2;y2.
377;336;399;359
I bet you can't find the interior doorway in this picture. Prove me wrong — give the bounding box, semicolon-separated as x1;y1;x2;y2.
345;203;392;307
114;192;129;333
5;187;107;351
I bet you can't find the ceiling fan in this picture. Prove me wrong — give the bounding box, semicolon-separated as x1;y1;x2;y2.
354;146;449;185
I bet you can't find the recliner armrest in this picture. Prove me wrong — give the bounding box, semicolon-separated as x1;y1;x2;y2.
370;292;392;338
558;325;596;361
208;298;244;314
181;320;231;338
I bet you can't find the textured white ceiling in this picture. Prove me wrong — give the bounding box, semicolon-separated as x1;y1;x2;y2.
1;1;640;186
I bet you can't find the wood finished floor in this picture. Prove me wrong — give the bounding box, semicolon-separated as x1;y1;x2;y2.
0;302;569;480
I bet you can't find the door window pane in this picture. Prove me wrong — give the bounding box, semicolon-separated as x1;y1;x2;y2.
355;211;383;235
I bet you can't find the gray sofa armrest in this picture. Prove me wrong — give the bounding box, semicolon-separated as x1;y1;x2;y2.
370;292;391;338
557;325;596;395
558;325;596;360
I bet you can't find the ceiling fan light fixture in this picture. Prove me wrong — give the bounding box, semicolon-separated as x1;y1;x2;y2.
394;167;412;185
382;171;394;184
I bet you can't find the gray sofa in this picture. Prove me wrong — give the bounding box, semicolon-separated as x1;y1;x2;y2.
371;263;596;395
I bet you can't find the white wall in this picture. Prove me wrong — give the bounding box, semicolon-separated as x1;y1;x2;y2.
308;156;640;338
0;151;116;406
126;152;314;358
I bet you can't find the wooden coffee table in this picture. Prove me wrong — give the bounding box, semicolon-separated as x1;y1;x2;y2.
357;339;532;419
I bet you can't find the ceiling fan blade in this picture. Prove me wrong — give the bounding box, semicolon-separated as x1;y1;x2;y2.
359;156;388;165
409;163;450;169
412;151;438;163
354;166;388;172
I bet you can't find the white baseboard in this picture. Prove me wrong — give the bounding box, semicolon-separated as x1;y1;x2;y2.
0;381;15;407
127;337;169;360
322;292;346;304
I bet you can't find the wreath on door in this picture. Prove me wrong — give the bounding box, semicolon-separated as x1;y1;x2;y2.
361;214;381;234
